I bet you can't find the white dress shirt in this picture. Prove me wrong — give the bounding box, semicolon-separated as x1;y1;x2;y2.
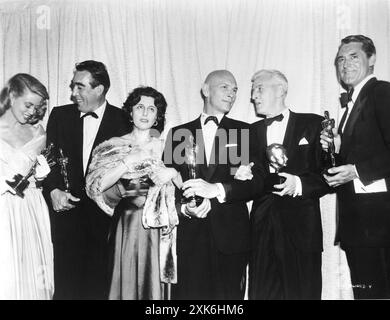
200;113;226;202
80;101;106;174
200;113;224;165
266;108;290;148
265;108;302;196
339;74;375;133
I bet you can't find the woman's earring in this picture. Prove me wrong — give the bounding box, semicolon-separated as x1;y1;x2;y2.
153;121;158;127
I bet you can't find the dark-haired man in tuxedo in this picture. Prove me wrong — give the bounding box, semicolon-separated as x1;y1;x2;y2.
248;69;329;299
321;35;390;299
44;60;130;299
164;70;261;299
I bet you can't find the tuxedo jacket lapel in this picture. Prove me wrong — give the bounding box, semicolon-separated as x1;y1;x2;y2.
74;109;84;178
190;117;209;180
341;78;376;159
93;105;111;149
282;111;298;159
257;121;269;173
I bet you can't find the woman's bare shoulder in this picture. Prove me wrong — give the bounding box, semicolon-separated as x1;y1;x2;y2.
106;134;132;145
149;137;165;152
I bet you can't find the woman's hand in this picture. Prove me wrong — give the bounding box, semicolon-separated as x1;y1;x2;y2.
35;155;51;181
150;167;177;186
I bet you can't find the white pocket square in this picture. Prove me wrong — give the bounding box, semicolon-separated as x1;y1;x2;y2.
298;137;309;145
225;143;238;148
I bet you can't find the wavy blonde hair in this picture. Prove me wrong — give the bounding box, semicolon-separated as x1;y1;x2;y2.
0;73;49;123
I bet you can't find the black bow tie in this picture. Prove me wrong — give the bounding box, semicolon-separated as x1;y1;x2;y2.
264;113;284;126
81;111;98;119
340;89;354;108
204;115;219;126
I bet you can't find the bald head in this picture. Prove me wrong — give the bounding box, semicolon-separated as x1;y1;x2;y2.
202;70;237;115
204;70;236;85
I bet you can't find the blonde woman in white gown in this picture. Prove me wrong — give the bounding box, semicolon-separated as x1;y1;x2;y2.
0;74;54;299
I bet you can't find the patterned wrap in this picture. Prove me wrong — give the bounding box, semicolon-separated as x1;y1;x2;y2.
86;137;178;283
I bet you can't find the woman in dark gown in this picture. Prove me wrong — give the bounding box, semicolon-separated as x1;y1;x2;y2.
86;86;180;300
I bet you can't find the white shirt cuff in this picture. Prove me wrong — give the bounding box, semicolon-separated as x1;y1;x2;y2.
216;183;226;203
293;176;302;197
353;165;360;178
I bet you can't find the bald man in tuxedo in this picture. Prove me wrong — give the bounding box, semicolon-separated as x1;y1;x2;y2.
164;70;261;299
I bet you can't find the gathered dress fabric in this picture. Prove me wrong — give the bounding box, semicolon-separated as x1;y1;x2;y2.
86;137;178;300
0;130;54;300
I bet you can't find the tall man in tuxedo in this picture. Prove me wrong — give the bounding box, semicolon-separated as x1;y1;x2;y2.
321;35;390;299
164;70;261;299
44;60;130;299
248;69;329;299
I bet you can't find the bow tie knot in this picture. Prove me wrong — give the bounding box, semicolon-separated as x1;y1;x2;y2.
204;115;219;126
264;113;284;126
340;89;354;108
81;111;98;119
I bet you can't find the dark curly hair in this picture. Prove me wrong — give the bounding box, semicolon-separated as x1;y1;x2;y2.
122;86;167;133
75;60;110;95
0;73;49;124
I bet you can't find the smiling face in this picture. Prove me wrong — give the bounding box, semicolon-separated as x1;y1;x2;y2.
10;89;46;124
251;74;284;117
70;70;104;113
131;95;158;131
336;42;375;89
202;71;237;115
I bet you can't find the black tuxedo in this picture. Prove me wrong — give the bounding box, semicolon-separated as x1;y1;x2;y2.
249;111;329;299
336;78;390;299
164;115;259;299
43;103;130;299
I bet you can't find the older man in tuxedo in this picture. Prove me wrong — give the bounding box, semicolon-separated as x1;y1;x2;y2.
321;35;390;299
164;70;261;299
248;69;329;300
44;60;130;299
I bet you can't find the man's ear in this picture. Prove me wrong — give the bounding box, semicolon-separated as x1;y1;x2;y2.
368;53;376;68
201;83;209;98
95;84;104;96
276;84;285;98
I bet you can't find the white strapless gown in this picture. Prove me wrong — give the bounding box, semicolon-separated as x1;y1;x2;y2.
0;132;54;300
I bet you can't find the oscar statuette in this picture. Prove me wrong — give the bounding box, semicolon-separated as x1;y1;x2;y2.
57;148;79;205
321;111;338;175
181;135;203;207
6;143;56;198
